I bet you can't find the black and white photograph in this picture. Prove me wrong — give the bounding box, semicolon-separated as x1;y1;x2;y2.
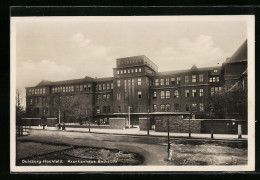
10;15;255;172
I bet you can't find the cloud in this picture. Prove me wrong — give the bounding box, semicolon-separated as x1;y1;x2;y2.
69;33;92;48
16;59;75;89
153;35;227;71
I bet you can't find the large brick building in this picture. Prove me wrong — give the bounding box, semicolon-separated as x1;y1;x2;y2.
25;40;248;128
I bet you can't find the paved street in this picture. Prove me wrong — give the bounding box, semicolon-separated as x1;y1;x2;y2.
17;128;248;165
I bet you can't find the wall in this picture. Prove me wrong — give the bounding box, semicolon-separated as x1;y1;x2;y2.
154;115;202;133
139;118;150;130
109;118;126;129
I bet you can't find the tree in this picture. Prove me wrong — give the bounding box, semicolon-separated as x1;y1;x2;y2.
16;89;25;135
70;95;88;125
16;89;25;121
50;93;73;123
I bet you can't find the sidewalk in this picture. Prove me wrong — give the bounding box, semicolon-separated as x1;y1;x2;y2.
30;125;248;140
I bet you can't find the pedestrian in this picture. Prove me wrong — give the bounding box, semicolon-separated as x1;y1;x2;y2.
58;123;61;130
62;122;66;131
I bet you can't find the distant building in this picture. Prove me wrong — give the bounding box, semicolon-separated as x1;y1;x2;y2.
25;40;248;127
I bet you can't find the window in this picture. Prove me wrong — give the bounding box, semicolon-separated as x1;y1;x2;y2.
166;104;171;112
97;106;100;114
160;79;164;86
166;78;170;85
124;70;127;74
128;69;130;73
185;90;190;97
80;85;83;91
103;106;107;113
118;106;121;113
199;74;204;82
101;84;105;90
192;75;196;82
138;105;142;113
185;104;190;111
135;69;138;72
214;69;218;73
117;70;119;74
156;119;162;127
174;103;179;112
103;94;106;101
192;89;197;97
210;87;222;95
107;94;110;102
97;95;101;102
192;104;197;112
32;89;35;94
120;70;123;74
117;80;121;87
66;86;69;92
131;69;134;73
138;91;142;99
139;68;142;72
166;91;170;98
28;89;31;95
199;89;204;96
209;76;220;82
107;106;110;113
153;104;157;112
71;86;74;92
117;93;121;100
174;90;179;98
30;98;33;105
200;103;204;112
138;78;142;85
40;89;43;94
153;91;157;99
161;91;165;99
155;79;159;86
107;83;110;90
161;104;166;112
171;77;175;84
185;76;189;83
111;83;113;89
76;85;80;91
177;77;181;84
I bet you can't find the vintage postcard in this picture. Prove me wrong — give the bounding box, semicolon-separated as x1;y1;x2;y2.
10;15;255;172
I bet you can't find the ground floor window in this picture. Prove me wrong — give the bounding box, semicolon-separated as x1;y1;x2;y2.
174;103;179;112
166;104;171;112
155;119;162;127
199;103;204;112
185;104;190;111
192;104;197;112
153;104;157;112
138;105;142;113
161;104;165;112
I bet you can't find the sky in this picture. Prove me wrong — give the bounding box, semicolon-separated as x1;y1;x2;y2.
12;16;250;106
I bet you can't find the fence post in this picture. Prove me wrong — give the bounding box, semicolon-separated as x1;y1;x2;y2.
238;123;242;139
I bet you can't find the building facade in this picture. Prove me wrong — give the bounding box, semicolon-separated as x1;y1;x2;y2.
25;40;248;126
